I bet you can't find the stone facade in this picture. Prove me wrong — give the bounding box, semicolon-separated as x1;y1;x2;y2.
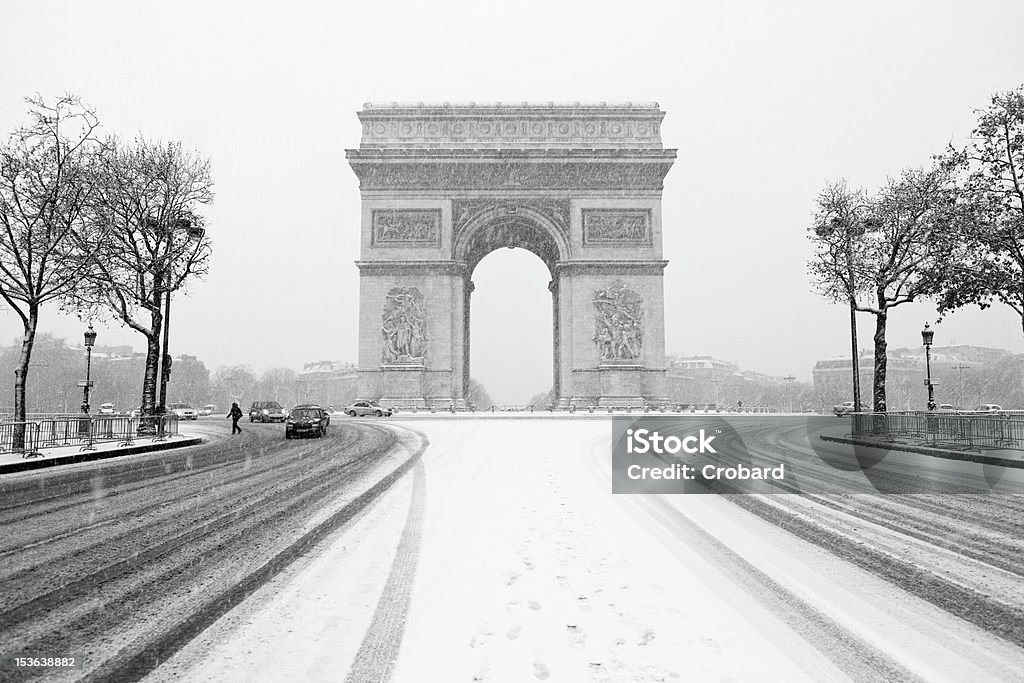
347;103;676;407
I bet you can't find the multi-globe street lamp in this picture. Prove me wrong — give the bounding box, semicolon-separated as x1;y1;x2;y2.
922;323;936;411
150;215;206;415
818;214;872;411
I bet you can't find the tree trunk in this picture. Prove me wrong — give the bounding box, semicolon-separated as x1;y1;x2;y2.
12;304;39;451
140;301;163;417
872;309;888;412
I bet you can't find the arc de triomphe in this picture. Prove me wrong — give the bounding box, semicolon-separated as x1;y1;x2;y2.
346;102;676;408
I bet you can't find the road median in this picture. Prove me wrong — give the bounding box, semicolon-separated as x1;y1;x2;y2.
0;436;205;475
820;434;1024;469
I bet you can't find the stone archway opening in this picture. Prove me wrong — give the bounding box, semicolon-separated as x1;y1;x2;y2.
468;246;553;407
457;212;566;407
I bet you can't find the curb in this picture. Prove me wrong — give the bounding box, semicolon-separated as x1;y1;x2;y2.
820;434;1024;469
0;437;205;475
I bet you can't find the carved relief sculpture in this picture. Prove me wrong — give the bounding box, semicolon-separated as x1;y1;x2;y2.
452;199;569;241
593;281;644;362
372;209;441;245
582;209;651;245
382;287;428;363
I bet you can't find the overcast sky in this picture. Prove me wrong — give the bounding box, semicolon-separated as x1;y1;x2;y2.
2;1;1023;404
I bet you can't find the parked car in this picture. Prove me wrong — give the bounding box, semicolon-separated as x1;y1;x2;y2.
98;402;117;416
345;401;392;417
937;403;958;412
198;404;216;416
833;401;871;416
168;402;198;420
249;401;287;423
973;404;1003;413
285;405;330;439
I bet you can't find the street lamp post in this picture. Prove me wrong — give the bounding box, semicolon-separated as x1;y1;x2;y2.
922;323;936;411
81;324;97;414
154;217;205;414
846;234;862;413
953;364;971;410
783;375;796;413
79;324;97;450
821;215;868;411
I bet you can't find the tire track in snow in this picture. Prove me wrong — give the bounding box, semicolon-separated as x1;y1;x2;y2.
0;423;424;683
637;493;926;682
345;457;426;683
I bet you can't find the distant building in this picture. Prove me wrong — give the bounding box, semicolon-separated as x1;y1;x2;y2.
665;355;793;407
295;361;359;407
813;345;1012;410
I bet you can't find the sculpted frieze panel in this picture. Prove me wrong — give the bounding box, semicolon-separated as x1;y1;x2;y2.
462;218;561;272
372;209;441;246
360;117;662;146
583;209;652;245
452;199;569;243
593;281;644;362
352;161;671;191
382;287;428;364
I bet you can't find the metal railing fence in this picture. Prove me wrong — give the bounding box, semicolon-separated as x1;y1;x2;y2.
852;411;1024;451
1;415;180;457
0;422;42;456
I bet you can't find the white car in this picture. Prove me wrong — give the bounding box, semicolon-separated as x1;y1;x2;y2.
973;404;1003;413
168;402;198;420
345;401;393;417
98;403;117;416
832;400;870;417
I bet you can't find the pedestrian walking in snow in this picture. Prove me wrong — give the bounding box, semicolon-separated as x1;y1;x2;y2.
227;402;243;434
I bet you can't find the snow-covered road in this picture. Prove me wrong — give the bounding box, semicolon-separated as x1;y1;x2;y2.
154;418;1024;682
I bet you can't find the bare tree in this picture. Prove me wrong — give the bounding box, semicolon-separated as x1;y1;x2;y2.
255;367;298;407
0;95;102;446
210;365;257;412
809;167;958;411
77;137;213;418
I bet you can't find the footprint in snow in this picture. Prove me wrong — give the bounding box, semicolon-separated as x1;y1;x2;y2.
533;660;551;680
639;629;655;646
506;624;522;640
506;572;520;586
696;637;721;653
528;600;542;611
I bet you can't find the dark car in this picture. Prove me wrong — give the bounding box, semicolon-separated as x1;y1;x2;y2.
292;403;330;426
285;406;329;439
249;401;287;423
